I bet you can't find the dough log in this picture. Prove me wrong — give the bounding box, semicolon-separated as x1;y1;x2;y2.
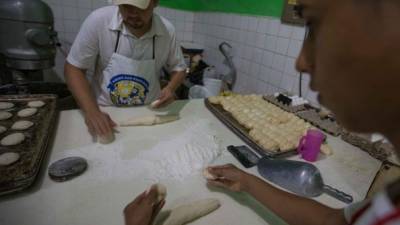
119;115;179;127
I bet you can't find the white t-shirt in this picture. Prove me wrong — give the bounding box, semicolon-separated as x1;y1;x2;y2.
344;191;400;225
67;6;186;99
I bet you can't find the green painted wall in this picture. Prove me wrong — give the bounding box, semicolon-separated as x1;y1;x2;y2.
159;0;285;18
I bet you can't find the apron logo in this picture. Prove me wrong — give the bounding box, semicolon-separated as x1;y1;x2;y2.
107;74;149;106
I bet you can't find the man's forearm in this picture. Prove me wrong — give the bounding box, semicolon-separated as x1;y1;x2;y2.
64;62;100;114
165;71;186;91
246;175;347;225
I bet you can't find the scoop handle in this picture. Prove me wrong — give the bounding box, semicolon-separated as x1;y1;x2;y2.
323;185;354;204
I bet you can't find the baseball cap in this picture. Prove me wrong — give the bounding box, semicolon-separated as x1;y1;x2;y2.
112;0;151;9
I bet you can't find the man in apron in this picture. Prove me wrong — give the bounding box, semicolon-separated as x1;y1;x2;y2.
64;0;187;140
123;1;400;225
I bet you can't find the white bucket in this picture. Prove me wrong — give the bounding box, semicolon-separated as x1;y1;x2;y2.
203;78;222;96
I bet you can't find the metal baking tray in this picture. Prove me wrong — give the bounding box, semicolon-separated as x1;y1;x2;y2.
296;109;342;136
205;99;297;158
0;94;58;196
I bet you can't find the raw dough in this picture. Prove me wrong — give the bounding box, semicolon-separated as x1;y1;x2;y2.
98;132;115;144
1;133;25;146
202;168;217;180
120;115;179;127
0;125;7;134
11;120;34;130
0;152;20;166
0;111;13;120
28;100;46;108
150;99;161;108
17;108;37;117
162;198;221;225
0;102;14;110
149;183;167;203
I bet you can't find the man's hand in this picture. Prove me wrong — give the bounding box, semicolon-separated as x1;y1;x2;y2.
124;186;165;225
206;164;254;192
84;110;116;138
152;87;175;108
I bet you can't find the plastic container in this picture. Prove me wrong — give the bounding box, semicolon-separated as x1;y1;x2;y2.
189;85;213;99
203;78;222;96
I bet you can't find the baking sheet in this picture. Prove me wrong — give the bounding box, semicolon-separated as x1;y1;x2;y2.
0;94;58;196
296;109;342;136
205;99;297;158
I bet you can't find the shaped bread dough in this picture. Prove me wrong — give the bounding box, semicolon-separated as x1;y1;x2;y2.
120;115;179;127
11;120;34;130
0;111;13;120
202;168;217;180
163;198;220;225
0;125;7;134
0;152;20;166
0;102;14;110
98;132;115;144
1;133;25;146
18;108;37;117
28;100;46;108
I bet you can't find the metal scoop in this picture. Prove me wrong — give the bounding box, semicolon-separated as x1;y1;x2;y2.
257;157;353;204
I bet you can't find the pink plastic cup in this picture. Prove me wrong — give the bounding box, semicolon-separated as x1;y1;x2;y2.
297;129;324;162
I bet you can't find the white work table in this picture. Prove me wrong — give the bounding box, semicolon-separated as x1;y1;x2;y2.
0;99;381;225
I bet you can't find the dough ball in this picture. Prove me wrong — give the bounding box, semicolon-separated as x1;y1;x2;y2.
320;144;333;156
11;120;34;130
208;96;222;105
98;132;115;144
0;125;7;134
203;168;217;180
0;111;13;120
154;183;167;203
18;108;38;118
0;152;20;166
1;133;25;146
28;100;46;108
0;102;14;110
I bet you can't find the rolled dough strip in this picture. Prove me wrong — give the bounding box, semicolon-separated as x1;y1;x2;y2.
163;198;221;225
28;100;46;108
119;115;179;127
0;102;14;110
18;108;37;117
11;120;34;130
0;111;13;120
1;133;25;146
0;152;20;166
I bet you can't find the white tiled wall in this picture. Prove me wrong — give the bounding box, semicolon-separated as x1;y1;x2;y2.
192;12;319;106
42;0;318;105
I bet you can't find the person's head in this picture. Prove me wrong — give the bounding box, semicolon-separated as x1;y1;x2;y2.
296;0;400;138
113;0;159;30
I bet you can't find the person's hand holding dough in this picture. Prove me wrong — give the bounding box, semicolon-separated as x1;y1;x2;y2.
124;185;166;225
206;164;253;192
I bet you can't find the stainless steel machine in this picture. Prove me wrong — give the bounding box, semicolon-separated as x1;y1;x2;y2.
0;0;58;92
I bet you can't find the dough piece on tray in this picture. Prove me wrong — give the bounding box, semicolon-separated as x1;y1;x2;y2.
0;125;7;134
11;120;34;130
28;100;46;108
0;152;20;166
0;102;14;110
18;108;38;117
0;111;13;120
1;133;25;146
120;115;179;127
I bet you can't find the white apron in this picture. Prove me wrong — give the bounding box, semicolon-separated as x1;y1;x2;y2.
98;31;161;106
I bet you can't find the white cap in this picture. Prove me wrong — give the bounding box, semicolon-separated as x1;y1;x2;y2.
113;0;151;9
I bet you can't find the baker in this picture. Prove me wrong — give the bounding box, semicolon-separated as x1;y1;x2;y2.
64;0;187;139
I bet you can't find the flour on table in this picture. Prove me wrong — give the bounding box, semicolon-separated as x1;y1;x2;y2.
137;120;223;181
